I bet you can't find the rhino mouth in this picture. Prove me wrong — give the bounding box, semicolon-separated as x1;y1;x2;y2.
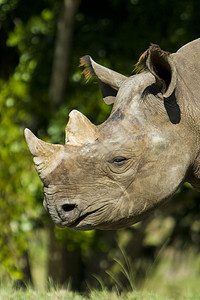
68;208;100;229
53;201;99;229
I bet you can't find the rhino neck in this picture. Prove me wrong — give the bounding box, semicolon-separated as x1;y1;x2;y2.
173;38;200;129
174;39;200;190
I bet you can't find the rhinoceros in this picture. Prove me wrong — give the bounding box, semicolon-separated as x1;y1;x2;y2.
25;38;200;231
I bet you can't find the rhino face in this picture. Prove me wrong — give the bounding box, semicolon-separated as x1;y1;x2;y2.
25;43;198;230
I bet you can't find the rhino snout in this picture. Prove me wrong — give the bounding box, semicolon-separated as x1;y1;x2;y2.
56;201;80;226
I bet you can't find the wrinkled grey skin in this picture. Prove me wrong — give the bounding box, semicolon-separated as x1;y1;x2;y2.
25;38;200;231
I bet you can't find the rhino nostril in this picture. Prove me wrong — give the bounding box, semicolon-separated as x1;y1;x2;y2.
62;204;76;212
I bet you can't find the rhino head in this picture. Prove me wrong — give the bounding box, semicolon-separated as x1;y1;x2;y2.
25;38;200;230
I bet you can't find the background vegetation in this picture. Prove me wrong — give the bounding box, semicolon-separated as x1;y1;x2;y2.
1;0;200;298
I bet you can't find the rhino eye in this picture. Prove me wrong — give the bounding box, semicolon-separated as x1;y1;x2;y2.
112;157;128;166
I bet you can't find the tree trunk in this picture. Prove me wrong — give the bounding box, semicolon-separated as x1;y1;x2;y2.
48;222;84;290
49;0;80;109
47;0;83;289
15;251;33;288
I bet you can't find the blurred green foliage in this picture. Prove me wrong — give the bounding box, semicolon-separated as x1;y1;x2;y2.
0;0;53;280
55;227;95;251
1;0;200;291
0;71;42;279
0;0;111;281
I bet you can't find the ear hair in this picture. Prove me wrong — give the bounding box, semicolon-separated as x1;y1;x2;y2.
80;55;95;82
135;44;176;98
134;44;170;73
80;55;127;105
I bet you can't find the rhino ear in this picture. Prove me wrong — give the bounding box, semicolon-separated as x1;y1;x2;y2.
24;128;63;181
137;45;177;98
80;56;127;105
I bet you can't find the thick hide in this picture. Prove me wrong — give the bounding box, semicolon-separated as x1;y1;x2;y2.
25;38;200;230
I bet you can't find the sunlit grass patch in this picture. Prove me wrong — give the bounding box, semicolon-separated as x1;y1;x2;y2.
143;247;200;299
0;284;173;300
2;242;200;299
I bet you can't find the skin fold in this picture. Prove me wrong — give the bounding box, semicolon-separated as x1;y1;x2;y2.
25;38;200;231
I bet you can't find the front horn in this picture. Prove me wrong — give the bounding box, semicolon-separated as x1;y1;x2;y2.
24;129;64;181
24;110;98;178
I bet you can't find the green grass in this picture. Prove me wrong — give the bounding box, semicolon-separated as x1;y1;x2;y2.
0;285;173;300
2;238;200;299
2;281;200;300
2;282;200;300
